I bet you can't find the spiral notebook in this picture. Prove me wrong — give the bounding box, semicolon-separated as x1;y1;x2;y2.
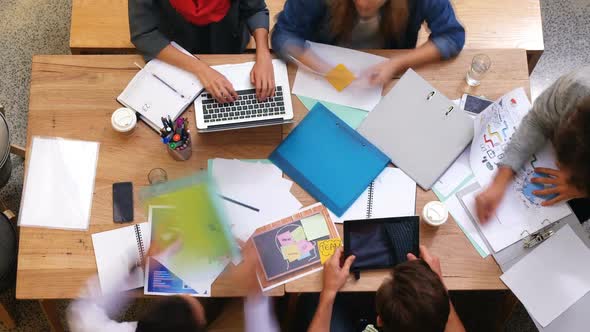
329;168;417;223
92;222;151;293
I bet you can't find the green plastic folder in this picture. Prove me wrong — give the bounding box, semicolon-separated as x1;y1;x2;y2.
296;95;368;129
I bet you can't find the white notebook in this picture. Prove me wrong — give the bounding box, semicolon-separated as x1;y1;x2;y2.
92;222;151;293
117;42;203;131
330;168;417;223
18;137;99;230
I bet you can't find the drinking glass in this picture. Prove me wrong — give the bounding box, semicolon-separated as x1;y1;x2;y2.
466;54;492;86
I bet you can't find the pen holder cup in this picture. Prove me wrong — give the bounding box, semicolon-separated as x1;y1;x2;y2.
166;139;192;161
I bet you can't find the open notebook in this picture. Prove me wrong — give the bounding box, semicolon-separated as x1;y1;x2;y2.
330;168;417;223
117;42;203;131
91;222;151;293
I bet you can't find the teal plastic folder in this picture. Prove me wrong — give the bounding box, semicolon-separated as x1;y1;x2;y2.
269;103;389;216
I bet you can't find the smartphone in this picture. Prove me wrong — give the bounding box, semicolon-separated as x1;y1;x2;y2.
460;94;493;115
113;182;134;223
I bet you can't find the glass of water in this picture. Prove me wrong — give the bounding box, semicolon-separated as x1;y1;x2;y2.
466;54;491;86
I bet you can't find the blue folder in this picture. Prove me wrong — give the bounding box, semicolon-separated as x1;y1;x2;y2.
269;103;390;216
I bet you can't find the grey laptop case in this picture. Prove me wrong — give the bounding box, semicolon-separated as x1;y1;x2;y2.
358;69;473;189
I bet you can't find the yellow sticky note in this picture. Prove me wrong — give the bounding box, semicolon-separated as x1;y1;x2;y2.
325;64;356;92
281;244;301;262
318;239;342;264
291;226;306;242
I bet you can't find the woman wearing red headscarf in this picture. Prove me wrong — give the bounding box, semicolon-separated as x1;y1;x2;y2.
130;0;274;102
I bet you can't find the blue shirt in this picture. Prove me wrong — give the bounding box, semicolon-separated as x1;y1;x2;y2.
271;0;465;59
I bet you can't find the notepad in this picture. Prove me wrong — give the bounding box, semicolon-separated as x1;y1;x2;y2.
92;222;151;293
18;137;99;230
329;168;416;223
269;103;390;216
117;42;203;131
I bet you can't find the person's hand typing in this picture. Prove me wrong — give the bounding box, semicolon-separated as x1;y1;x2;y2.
195;65;238;103
322;247;355;296
251;52;275;101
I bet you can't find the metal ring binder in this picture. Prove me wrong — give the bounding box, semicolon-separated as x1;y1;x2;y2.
426;91;436;100
521;219;555;248
134;224;146;265
366;182;375;219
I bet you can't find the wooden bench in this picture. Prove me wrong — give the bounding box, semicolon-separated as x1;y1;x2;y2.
70;0;543;71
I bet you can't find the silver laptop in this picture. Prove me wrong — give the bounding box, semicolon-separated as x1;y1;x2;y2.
194;60;294;132
358;69;474;190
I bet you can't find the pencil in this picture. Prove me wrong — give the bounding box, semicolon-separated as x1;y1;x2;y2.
218;195;260;212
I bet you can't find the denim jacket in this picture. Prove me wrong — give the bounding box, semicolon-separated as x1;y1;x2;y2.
271;0;465;59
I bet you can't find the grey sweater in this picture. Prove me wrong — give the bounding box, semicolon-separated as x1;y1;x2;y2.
501;66;590;172
129;0;269;60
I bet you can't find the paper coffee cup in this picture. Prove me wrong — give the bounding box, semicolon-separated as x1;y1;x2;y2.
422;201;448;226
111;107;137;134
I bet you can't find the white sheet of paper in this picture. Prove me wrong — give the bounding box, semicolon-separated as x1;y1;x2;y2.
329;168;416;223
500;225;590;327
19;137;99;230
211;159;303;241
292;42;386;111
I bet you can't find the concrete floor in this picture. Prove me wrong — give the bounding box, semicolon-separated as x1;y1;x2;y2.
0;0;589;330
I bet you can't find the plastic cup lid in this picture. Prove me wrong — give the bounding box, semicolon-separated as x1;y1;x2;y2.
111;108;136;132
423;201;448;225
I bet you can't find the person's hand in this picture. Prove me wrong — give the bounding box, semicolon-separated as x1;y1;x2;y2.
322;247;355;296
475;182;507;223
532;167;586;206
407;245;442;280
250;52;275;101
195;65;238;103
364;58;405;86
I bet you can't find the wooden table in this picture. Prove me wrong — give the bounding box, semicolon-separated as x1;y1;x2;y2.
18;49;528;329
70;0;543;71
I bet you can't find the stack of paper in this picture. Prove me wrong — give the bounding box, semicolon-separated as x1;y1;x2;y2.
329;168;416;223
209;159;303;242
500;225;590;327
19;137;99;230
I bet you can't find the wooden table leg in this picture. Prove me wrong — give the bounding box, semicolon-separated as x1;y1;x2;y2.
527;50;543;74
0;302;16;329
39;300;64;332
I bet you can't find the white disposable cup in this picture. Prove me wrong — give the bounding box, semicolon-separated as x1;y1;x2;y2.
111;107;137;134
422;201;448;227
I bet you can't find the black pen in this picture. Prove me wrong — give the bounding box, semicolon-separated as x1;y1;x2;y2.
218;194;260;212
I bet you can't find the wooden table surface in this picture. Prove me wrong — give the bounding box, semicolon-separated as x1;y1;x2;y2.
17;49;529;299
70;0;543;62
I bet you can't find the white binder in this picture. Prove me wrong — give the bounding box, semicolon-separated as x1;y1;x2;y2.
358;69;473;189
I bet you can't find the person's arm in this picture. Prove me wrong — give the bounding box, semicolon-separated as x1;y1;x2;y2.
307;248;355;332
67;266;140;332
476;77;570;220
366;0;465;85
271;0;326;62
128;0;171;61
408;246;466;332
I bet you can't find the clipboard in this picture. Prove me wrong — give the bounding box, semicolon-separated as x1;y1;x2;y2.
455;183;590;331
269;103;389;216
358;69;473;190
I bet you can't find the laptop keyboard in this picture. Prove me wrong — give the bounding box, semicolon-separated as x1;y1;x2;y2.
200;86;286;123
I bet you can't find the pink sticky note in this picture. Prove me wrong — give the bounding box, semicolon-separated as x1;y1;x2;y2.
297;240;314;253
277;231;294;246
